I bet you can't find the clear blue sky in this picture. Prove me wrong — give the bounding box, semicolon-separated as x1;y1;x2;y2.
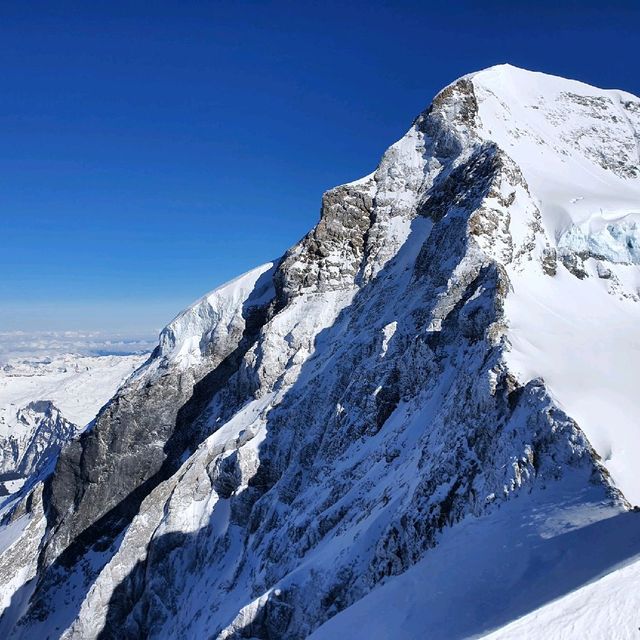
2;1;639;335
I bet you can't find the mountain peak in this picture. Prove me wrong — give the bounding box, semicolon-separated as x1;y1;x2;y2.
466;62;633;96
2;67;640;639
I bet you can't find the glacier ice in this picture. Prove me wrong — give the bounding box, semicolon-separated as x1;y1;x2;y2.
557;214;640;264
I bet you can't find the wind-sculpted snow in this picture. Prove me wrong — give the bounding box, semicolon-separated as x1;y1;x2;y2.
2;65;640;639
158;263;276;368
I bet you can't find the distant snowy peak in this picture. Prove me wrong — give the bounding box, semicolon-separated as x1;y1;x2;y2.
0;400;77;488
0;353;148;497
0;353;147;427
2;353;133;377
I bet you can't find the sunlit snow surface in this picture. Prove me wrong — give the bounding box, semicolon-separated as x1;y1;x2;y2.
311;485;640;640
158;263;276;368
470;65;640;505
505;266;640;505
472;65;640;241
0;353;147;429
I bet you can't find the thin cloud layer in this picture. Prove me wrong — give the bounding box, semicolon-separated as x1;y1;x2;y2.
0;330;157;362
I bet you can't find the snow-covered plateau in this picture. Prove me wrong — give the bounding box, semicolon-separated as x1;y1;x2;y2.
1;64;640;639
0;354;147;496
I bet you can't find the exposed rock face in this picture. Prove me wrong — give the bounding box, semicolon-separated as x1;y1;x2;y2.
43;265;277;567
1;65;640;639
275;183;375;302
0;353;147;500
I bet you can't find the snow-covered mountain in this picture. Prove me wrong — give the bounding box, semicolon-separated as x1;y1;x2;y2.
0;354;147;496
0;401;77;487
2;65;640;639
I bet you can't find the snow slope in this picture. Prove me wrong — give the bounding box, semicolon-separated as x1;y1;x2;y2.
158;263;276;369
467;65;640;504
471;64;640;241
0;354;147;491
0;353;147;427
505;265;640;505
481;552;640;640
311;484;640;640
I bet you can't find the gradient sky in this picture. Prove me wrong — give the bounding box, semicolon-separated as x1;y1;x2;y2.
2;0;639;338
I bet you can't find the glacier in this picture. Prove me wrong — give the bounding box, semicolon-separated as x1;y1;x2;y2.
1;64;640;639
557;215;640;264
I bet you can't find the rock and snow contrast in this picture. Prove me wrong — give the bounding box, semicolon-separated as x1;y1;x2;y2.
1;64;640;639
0;354;147;496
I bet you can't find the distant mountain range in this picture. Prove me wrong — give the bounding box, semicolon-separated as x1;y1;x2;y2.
0;354;146;497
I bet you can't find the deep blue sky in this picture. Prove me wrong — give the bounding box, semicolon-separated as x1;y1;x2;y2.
2;1;639;336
